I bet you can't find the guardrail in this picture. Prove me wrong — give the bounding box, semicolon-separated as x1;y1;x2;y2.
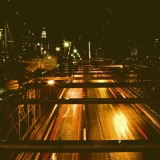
0;140;160;152
0;98;160;104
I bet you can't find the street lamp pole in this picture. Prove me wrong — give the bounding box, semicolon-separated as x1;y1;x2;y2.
89;41;91;65
63;41;70;62
56;47;60;54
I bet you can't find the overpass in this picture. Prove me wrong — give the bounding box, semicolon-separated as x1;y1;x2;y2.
0;140;160;152
0;63;160;154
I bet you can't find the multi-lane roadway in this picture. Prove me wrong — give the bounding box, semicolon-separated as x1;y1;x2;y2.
8;65;160;160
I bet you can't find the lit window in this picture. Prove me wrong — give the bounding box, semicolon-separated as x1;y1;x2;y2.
42;31;46;38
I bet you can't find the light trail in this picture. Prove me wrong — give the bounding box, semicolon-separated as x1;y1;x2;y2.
42;74;84;160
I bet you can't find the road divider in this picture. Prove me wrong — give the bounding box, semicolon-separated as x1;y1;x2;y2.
83;128;86;140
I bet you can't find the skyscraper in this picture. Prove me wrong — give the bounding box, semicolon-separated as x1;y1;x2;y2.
41;27;47;39
21;27;36;59
153;38;159;56
40;27;52;55
97;8;113;58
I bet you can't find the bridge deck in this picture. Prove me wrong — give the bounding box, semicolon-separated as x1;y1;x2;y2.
0;98;160;104
0;140;160;152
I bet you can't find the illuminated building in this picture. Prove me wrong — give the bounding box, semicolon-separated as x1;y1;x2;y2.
153;38;159;56
21;23;36;59
40;27;53;55
0;28;4;57
41;27;47;38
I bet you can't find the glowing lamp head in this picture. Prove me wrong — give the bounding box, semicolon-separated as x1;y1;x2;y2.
64;41;69;47
73;49;77;53
48;80;54;85
56;47;60;51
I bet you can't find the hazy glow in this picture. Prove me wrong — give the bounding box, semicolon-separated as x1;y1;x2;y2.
97;80;106;83
25;57;57;73
50;153;57;160
48;80;54;85
73;49;77;53
113;112;130;139
63;41;69;47
56;47;60;51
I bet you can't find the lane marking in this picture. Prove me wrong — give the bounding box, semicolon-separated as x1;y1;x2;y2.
62;108;70;117
83;128;86;140
83;105;85;111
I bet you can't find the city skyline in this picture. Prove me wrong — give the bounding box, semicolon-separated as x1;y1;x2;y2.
1;0;160;58
19;1;160;37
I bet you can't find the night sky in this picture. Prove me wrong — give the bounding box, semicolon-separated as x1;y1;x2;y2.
2;0;160;53
15;0;111;40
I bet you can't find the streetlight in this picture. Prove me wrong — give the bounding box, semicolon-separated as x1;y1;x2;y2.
55;47;60;56
73;49;77;53
47;80;55;98
63;41;69;48
47;80;54;85
63;41;70;61
56;47;60;52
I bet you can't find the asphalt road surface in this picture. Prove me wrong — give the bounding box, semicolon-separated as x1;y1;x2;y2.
44;74;160;160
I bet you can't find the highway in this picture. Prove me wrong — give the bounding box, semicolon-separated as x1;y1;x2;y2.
45;67;159;160
6;65;160;160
